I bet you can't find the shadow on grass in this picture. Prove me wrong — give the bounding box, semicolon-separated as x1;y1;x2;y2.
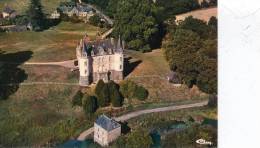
202;118;218;128
123;57;142;77
118;121;131;134
0;50;32;100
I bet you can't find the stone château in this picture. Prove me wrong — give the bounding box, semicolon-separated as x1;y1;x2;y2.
76;35;124;86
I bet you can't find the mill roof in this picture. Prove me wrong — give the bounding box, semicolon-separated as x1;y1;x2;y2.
95;115;121;132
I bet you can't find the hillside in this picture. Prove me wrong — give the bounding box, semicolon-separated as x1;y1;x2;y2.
0;0;70;14
175;7;217;22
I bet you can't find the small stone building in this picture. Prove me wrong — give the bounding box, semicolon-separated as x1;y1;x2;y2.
94;115;121;147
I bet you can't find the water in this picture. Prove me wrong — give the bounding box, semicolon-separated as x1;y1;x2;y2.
150;122;188;148
60;139;97;148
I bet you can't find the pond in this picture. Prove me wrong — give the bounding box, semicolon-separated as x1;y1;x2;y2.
59;139;99;148
150;121;188;148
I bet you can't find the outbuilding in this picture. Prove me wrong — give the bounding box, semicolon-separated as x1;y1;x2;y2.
94;115;121;146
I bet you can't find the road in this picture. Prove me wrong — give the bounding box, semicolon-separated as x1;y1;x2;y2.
85;3;114;25
24;60;77;69
77;100;208;141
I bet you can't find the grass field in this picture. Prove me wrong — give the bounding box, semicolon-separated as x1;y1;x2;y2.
175;7;217;22
0;22;102;62
124;49;208;104
0;0;70;14
0;84;88;146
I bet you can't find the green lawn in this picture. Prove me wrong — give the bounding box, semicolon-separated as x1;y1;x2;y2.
0;0;70;14
0;22;101;62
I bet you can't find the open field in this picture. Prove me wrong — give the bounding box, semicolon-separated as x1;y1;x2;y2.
0;84;90;147
0;0;70;14
175;7;217;22
125;49;208;104
0;22;102;62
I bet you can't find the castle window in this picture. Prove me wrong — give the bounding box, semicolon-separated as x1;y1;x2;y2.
120;65;122;69
85;70;87;74
120;57;122;62
84;61;87;66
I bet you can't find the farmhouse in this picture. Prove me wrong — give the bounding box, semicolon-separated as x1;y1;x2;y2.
76;35;124;86
2;6;16;18
58;2;94;19
94;115;121;146
50;9;61;19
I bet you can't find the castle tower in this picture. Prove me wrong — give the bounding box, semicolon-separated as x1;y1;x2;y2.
77;39;92;86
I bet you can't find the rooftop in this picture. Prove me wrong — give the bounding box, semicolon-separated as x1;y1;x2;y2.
95;115;121;132
78;35;124;57
3;6;15;14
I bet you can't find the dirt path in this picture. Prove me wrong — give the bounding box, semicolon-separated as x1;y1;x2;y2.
25;59;77;69
77;100;208;141
0;82;79;86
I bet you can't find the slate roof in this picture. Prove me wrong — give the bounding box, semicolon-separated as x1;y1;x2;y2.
3;7;15;14
82;37;123;56
168;71;181;84
95;115;121;132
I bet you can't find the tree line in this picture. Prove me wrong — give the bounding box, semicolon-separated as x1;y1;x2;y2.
162;16;217;94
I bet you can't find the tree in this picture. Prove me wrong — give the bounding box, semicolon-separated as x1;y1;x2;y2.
178;16;211;39
201;0;210;8
95;80;110;107
134;86;149;101
72;90;83;106
208;16;218;30
163;29;201;87
208;94;217;108
119;80;139;99
89;14;101;26
113;0;163;51
27;0;46;31
197;58;217;94
82;95;98;115
108;81;124;107
126;128;153;148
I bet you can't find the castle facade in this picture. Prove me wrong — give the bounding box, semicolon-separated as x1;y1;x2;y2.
76;35;124;86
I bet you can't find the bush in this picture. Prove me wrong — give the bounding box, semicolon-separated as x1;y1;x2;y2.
95;80;110;107
134;86;149;101
120;80;149;101
82;95;98;115
125;128;153;148
108;81;124;107
89;14;101;26
208;94;217;108
72;90;83;106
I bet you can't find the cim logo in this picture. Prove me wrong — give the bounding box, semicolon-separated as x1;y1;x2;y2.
196;139;213;145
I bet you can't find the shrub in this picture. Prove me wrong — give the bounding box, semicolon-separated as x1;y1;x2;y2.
82;95;98;115
120;80;136;99
72;90;83;106
125;128;153;148
134;86;149;101
120;80;149;100
208;94;217;108
89;14;101;26
95;80;110;107
108;81;123;107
